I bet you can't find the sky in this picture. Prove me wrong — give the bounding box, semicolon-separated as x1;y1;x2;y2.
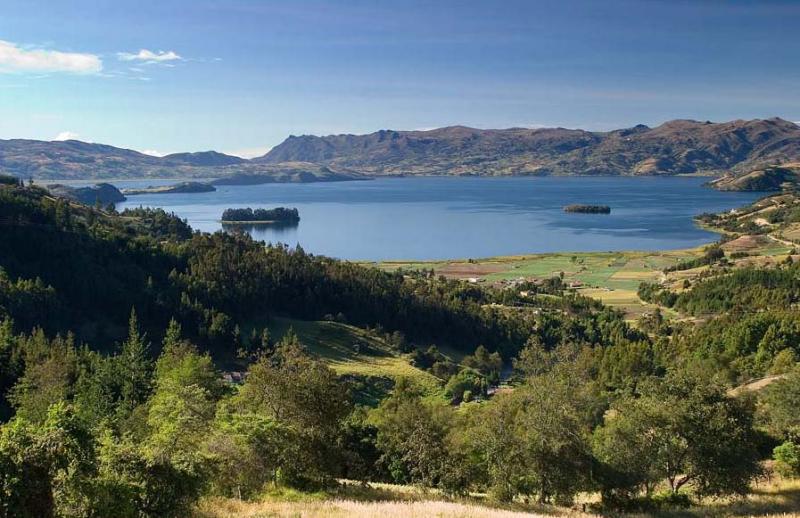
0;0;799;157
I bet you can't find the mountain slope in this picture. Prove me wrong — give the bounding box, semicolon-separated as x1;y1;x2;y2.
258;118;800;178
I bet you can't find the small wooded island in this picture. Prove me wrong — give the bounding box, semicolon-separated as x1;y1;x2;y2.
221;207;300;224
563;204;611;214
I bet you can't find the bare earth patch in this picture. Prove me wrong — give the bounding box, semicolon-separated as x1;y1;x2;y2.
438;262;508;278
722;234;773;252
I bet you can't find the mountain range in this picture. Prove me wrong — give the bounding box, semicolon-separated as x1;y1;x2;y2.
2;118;799;189
259;117;800;179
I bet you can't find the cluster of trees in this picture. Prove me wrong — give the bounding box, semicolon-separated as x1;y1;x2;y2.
221;207;300;223
663;245;725;273
672;261;799;315
0;313;363;517
637;260;800;383
2;312;779;517
762;370;800;478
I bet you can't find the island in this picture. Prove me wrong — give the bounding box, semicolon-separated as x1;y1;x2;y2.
122;181;216;195
221;207;300;224
563;204;611;214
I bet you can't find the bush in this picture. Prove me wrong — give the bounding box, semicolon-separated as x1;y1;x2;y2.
774;441;800;478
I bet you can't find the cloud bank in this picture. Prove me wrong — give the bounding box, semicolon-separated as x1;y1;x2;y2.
0;40;102;74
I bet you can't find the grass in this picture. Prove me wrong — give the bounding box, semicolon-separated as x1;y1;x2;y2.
194;478;800;518
195;481;591;518
196;498;586;517
624;478;800;518
263;317;443;398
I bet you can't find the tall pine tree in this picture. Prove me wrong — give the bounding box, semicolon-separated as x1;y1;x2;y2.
117;308;152;417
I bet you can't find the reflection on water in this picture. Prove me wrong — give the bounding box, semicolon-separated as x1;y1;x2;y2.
222;220;299;236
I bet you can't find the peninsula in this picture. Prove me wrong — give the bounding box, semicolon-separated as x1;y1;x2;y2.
122;181;216;195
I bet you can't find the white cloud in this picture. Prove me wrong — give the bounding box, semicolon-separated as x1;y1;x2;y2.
227;146;271;159
140;149;166;157
0;40;101;74
118;49;182;64
53;131;81;141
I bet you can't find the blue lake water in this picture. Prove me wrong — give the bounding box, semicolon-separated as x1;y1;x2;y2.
114;176;761;261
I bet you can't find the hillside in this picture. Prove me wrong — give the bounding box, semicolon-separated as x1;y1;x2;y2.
258;118;800;181
710;164;800;191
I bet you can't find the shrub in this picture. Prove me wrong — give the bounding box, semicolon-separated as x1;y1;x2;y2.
774;441;800;478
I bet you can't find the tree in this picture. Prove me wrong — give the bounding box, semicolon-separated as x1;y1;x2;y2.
462;345;502;384
761;367;800;441
369;378;469;494
116;309;152;418
93;431;204;518
8;331;78;424
0;403;95;518
237;331;351;486
0;318;22;420
203;402;291;499
594;369;761;502
444;368;487;404
468;372;594;504
774;441;800;478
146;327;221;461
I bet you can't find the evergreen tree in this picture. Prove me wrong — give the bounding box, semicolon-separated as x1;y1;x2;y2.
117;309;152;417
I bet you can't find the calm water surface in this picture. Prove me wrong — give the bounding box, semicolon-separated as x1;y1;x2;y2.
114;177;760;261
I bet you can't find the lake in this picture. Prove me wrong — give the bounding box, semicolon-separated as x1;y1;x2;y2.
114;176;761;261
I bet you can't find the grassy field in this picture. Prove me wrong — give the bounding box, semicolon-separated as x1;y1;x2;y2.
261;317;443;399
195;478;800;518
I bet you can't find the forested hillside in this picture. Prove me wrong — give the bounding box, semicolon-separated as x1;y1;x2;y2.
1;176;800;517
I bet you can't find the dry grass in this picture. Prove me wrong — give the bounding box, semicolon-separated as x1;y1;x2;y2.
196;498;592;518
626;478;800;518
195;478;800;518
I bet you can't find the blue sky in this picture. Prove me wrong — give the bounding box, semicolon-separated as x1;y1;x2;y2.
0;0;798;157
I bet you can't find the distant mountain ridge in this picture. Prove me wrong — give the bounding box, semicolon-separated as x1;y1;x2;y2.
162;151;245;167
0;140;356;182
258;117;800;179
2;118;799;188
